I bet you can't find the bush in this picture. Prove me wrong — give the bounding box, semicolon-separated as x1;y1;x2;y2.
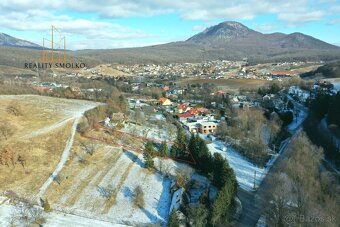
133;186;145;208
44;198;51;212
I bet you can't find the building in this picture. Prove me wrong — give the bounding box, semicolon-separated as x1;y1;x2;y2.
158;97;172;106
177;112;194;122
198;121;218;134
177;103;191;113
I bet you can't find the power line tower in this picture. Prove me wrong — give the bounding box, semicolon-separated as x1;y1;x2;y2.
42;25;66;64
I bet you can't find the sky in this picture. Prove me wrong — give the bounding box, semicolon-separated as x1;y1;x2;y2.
0;0;340;50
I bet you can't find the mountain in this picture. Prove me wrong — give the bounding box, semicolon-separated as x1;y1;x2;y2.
186;21;337;50
74;21;340;64
0;33;41;49
1;21;340;67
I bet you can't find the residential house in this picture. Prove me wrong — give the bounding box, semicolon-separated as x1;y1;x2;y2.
198;121;218;134
177;103;191;113
158;97;172;106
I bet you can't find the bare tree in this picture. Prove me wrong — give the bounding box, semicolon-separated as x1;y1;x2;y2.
6;102;22;116
80;141;96;156
0;121;15;141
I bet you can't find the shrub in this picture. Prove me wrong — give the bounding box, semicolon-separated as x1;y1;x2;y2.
133;186;145;208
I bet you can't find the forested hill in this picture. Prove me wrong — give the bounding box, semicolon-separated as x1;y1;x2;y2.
301;61;340;78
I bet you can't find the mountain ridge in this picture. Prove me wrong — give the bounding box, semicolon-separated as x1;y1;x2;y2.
0;33;41;49
1;21;340;66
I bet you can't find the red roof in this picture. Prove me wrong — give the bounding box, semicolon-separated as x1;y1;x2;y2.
177;103;190;111
159;97;170;103
177;113;194;118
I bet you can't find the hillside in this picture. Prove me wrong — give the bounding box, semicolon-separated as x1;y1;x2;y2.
1;21;340;67
0;33;41;48
0;46;100;68
301;61;340;78
74;21;340;64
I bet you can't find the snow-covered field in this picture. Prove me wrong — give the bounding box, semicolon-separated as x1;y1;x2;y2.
52;145;172;226
202;135;267;191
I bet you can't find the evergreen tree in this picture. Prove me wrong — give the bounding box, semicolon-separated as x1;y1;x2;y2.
169;209;180;227
176;126;187;157
170;145;178;158
213;153;231;189
198;139;212;174
211;183;234;225
143;141;155;169
159;141;168;156
188;204;209;227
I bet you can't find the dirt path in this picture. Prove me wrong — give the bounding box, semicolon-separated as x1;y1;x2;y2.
35;102;101;203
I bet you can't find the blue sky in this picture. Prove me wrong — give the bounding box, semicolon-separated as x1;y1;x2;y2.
0;0;340;49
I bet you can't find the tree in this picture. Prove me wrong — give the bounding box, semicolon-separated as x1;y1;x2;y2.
175;125;187;157
17;154;27;168
143;141;155;169
211;183;234;225
133;186;145;208
44;198;51;212
159;141;168;156
0;121;15;141
0;146;15;167
168;209;180;227
188;204;209;227
287;100;294;110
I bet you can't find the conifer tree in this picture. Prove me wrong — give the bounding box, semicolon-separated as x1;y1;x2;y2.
143;141;155;169
159;141;168;156
169;209;180;227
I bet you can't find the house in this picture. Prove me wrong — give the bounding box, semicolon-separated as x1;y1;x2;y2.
184;122;199;133
177;112;194;122
158;97;172;106
216;90;224;97
177;103;191;113
198;121;218;134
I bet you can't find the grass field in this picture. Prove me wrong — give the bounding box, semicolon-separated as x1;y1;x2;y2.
0;95;99;197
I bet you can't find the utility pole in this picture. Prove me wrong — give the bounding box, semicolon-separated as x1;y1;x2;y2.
253;170;257;190
51;25;54;63
64;36;66;63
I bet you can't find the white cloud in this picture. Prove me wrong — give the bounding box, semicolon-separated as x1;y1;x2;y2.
278;11;325;23
0;0;338;49
0;0;334;22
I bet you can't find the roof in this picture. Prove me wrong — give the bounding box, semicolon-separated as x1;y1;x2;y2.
199;121;218;126
177;113;194;118
159;97;170;103
177;103;190;110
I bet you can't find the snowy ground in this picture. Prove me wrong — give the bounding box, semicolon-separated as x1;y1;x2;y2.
287;108;307;132
201;135;267;191
0;202;129;227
